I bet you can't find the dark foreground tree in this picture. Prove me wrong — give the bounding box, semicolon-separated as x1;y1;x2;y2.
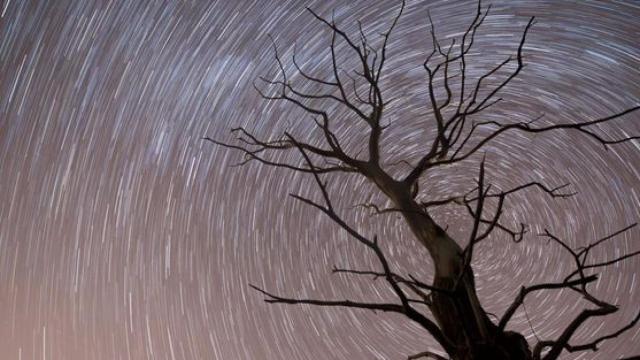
207;1;640;359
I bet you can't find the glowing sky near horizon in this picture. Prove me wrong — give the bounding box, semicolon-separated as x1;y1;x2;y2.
0;0;639;359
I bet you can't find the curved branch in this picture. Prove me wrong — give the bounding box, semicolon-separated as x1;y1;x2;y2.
540;305;618;360
530;224;640;359
563;310;640;354
434;105;640;168
498;275;598;331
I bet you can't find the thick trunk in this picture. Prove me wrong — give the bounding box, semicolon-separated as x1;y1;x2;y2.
405;203;533;359
372;173;532;359
430;273;532;359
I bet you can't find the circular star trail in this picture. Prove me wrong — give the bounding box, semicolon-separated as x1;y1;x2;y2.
0;1;638;359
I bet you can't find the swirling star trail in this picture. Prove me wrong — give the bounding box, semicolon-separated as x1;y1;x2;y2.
0;0;638;359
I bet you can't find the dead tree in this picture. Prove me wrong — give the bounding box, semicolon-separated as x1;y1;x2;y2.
207;1;640;359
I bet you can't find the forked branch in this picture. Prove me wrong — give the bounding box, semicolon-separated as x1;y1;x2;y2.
249;133;453;352
405;6;639;187
503;224;640;360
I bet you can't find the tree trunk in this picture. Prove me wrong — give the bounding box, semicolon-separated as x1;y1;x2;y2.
405;203;532;359
375;174;533;359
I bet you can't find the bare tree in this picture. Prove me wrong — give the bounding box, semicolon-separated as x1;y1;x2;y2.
206;1;640;359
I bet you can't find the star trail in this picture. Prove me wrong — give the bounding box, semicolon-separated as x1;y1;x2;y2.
0;0;639;359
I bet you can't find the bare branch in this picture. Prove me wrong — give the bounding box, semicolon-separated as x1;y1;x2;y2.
541;224;638;290
435;105;640;168
332;267;450;296
354;202;402;215
204;137;356;174
540;304;618;360
467;17;535;115
499;275;598;331
292;47;338;87
561;310;640;354
228;126;341;159
528;225;640;359
281;134;454;351
375;0;405;83
250;284;403;312
456;156;488;288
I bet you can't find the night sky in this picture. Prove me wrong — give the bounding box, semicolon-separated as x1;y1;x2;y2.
1;0;639;359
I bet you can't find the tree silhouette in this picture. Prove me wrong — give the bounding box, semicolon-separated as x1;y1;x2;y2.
207;1;640;359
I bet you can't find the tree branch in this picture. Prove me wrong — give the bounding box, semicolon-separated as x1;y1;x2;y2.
498;275;598;331
250;284;403;312
530;225;640;360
